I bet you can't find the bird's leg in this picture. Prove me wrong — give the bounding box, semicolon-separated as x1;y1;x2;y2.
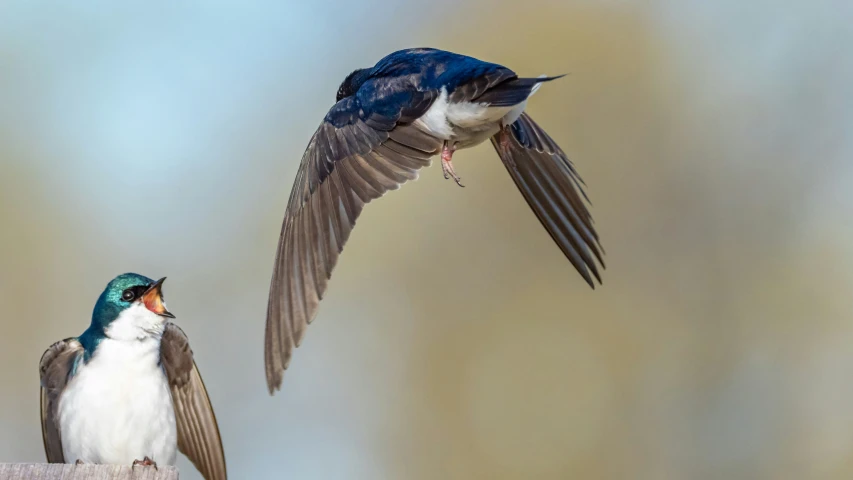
498;126;512;150
132;456;159;470
74;459;85;465
441;142;464;187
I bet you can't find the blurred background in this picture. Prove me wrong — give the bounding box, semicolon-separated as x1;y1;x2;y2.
1;1;852;479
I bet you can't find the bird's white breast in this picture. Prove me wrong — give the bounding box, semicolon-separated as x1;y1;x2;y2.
58;336;177;465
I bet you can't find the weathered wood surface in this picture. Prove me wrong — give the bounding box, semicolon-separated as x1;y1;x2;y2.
0;464;178;480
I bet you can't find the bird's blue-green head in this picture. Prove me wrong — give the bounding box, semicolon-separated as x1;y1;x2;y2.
79;273;175;354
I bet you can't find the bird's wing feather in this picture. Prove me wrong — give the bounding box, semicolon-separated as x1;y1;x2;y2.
491;113;604;287
39;338;83;463
265;85;443;392
160;323;227;480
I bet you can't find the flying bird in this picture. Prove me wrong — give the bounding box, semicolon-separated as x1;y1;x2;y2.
39;273;227;480
265;47;604;392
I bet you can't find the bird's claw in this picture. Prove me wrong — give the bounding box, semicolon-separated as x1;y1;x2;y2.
132;456;158;470
440;144;465;188
75;459;85;465
442;171;464;187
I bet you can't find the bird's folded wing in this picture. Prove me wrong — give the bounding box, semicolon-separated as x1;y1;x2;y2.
39;338;83;463
265;92;443;392
160;323;227;480
491;113;604;287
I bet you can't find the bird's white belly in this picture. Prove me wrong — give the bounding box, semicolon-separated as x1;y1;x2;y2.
413;87;519;149
58;338;177;466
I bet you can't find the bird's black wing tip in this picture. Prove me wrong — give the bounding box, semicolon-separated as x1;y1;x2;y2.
586;276;603;290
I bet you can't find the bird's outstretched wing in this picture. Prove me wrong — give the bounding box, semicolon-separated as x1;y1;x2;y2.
491;113;604;287
39;338;84;463
265;83;443;392
160;323;227;480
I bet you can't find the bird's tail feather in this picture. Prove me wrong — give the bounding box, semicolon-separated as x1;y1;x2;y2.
478;74;566;107
530;73;565;96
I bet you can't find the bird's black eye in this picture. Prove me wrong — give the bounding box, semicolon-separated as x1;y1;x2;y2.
121;289;135;302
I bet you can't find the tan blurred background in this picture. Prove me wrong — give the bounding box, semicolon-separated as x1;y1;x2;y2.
2;1;853;479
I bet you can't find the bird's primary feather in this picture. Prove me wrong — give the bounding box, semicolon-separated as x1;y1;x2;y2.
491;113;604;287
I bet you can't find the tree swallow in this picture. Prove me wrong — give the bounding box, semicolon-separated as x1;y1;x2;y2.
39;273;227;480
265;47;605;392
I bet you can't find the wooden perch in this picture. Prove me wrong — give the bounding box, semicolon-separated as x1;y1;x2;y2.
0;464;178;479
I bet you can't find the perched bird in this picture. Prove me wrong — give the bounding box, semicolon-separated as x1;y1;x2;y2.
265;47;605;392
39;273;226;480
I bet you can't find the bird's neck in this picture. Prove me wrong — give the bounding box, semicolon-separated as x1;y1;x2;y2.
78;324;106;362
79;315;165;364
89;335;163;369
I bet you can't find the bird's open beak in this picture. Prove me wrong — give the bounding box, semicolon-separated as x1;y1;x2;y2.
141;277;175;319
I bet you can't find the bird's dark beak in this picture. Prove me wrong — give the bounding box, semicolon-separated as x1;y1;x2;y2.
142;277;175;319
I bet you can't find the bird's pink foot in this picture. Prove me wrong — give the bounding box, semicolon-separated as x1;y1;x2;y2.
132;456;158;470
74;459;84;465
441;143;464;187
